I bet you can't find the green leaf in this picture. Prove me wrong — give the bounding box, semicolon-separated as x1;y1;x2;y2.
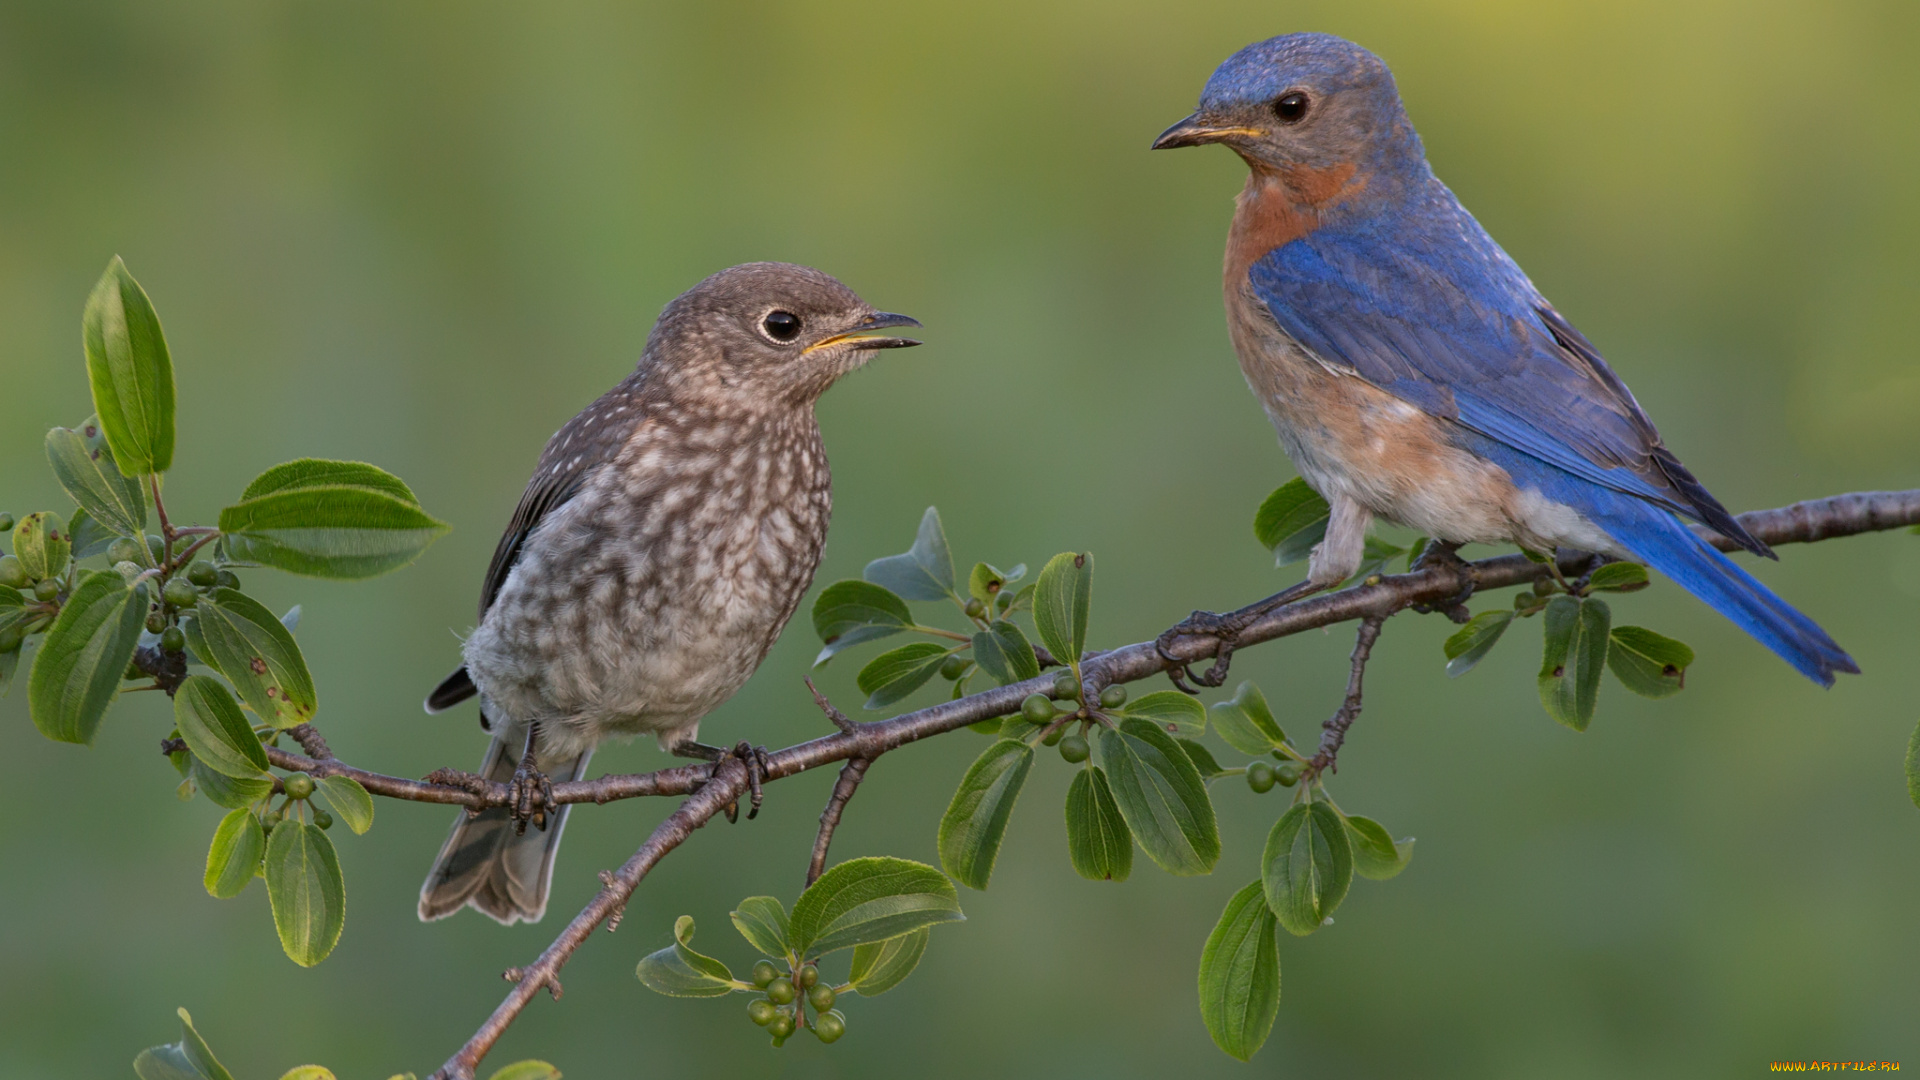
314;775;375;835
1538;595;1611;731
1032;551;1092;668
47;423;147;538
190;758;274;810
729;896;792;958
484;1064;562;1080
1262;801;1353;936
847;926;929;996
1115;689;1206;735
1208;681;1287;756
1606;625;1695;699
1197;880;1282;1061
204;809;265;899
174;676;269;778
264;820;345;966
27;574;146;744
12;511;71;581
181;588;316;727
1345;535;1408;584
133;1008;236;1080
1343;814;1414;881
863;506;955;601
966;561;1024;605
787;856;964;957
68;506;118;561
1177;738;1228;780
810;579;912;665
938;739;1035;889
278;1068;338;1080
1908;719;1920;811
635;915;741;997
1586;561;1650;592
241;458;420;504
855;641;953;709
1096;718;1220;876
82;257;175;476
1253;479;1330;566
219;481;449;581
1064;766;1133;882
1443;610;1514;678
970;619;1040;685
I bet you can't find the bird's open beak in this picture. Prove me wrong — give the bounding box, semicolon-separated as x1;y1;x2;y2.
1151;113;1264;150
806;311;923;353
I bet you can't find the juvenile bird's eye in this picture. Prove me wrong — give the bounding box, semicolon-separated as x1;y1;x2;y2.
762;310;802;342
1273;92;1310;123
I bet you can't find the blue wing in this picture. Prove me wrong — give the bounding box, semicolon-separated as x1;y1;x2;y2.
1245;204;1770;557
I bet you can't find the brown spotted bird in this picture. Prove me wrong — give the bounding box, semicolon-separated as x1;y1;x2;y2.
418;263;919;924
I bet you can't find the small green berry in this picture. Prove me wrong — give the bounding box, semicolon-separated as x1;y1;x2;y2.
813;1010;846;1043
766;977;796;1005
747;999;778;1026
807;983;835;1010
145;611;167;634
162;578;197;610
124;658;144;680
1021;693;1055;724
797;963;819;989
34;578;61;602
995;590;1014;613
215;569;240;590
939;656;968;680
767;1014;794;1039
964;597;986;618
1246;761;1277;794
1052;672;1081;700
0;555;26;589
1058;734;1090;763
1041;724;1065;747
1275;764;1300;788
187;561;219;587
751;960;779;988
160;626;186;653
313;809;334;830
146;535;166;562
283;773;316;800
1533;577;1555;596
108;538;143;565
0;512;13;532
0;623;27;653
1098;684;1128;709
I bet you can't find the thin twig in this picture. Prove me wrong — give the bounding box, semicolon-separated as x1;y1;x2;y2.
807;757;873;887
254;487;1919;1078
1306;616;1383;779
805;677;863;735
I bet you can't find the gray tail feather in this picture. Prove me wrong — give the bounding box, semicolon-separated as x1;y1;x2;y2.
417;734;592;925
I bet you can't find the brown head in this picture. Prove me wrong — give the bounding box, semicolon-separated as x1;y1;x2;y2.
638;262;920;409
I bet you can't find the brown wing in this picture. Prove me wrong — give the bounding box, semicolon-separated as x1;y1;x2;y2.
425;377;647;713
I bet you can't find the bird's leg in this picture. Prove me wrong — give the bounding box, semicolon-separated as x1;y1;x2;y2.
672;740;774;823
1409;538;1476;617
507;721;557;836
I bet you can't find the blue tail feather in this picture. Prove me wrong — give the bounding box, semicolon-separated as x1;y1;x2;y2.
1576;488;1857;687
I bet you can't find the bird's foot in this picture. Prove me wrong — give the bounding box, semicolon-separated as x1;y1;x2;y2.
1155;579;1324;693
506;760;556;836
1409;540;1475;619
675;740;774;823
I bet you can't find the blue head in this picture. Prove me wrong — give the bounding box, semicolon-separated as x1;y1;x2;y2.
1154;34;1425;186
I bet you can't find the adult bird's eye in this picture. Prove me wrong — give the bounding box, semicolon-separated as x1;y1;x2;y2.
1273;92;1310;123
762;310;802;342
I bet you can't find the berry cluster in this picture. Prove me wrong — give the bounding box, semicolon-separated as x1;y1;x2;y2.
745;960;845;1046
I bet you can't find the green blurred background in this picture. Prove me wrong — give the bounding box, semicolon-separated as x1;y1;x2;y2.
4;1;1918;1076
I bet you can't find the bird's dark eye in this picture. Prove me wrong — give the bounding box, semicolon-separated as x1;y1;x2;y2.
1273;91;1310;123
762;310;802;342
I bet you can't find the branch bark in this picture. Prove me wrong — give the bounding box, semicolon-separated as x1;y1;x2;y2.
309;486;1911;1079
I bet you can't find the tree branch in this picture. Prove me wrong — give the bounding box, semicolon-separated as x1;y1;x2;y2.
807;757;872;887
1306;616;1383;779
263;486;1910;1079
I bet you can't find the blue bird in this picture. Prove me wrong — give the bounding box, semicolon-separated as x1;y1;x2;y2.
1152;33;1856;688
